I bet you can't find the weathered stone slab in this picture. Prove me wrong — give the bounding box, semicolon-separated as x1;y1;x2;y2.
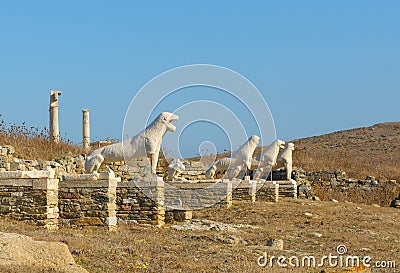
98;169;115;180
62;173;98;181
0;179;34;187
33;178;59;190
0;169;55;180
59;179;117;188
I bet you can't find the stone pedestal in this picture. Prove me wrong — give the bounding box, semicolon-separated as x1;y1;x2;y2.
117;177;165;226
0;171;59;230
58;177;118;230
276;179;297;199
165;179;234;210
255;181;279;202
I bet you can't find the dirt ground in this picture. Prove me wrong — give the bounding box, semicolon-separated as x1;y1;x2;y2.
0;199;399;273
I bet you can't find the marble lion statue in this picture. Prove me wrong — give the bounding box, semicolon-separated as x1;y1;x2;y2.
204;135;259;180
253;139;286;180
227;135;260;179
85;112;179;174
167;159;186;181
205;157;260;179
205;157;232;179
274;142;295;180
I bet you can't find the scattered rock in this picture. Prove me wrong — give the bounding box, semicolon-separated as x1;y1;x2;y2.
214;234;247;245
187;235;209;241
173;210;193;222
309;232;323;238
329;198;339;203
3;145;15;155
170;219;257;232
304;213;313;217
370;180;379;186
390;198;400;208
70;217;103;226
298;183;313;198
359;247;371;251
266;238;284;250
311;196;320;201
365;176;375;181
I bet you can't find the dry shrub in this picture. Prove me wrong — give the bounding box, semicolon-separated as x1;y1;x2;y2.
0;115;82;160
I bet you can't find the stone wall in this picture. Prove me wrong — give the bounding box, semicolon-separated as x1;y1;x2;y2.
232;178;280;203
232;180;254;201
116;179;165;226
0;145;15;171
166;180;233;210
180;161;206;180
0;170;291;230
276;180;297;198
293;167;398;199
293;168;347;184
255;182;280;202
58;178;117;230
0;173;58;230
0;144;85;177
102;156;164;182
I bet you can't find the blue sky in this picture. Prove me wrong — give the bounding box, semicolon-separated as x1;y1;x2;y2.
0;1;399;157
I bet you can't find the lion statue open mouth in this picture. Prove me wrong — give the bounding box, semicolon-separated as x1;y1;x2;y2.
85;112;179;175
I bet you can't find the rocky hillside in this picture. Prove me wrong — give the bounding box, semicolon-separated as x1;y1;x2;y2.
291;122;400;182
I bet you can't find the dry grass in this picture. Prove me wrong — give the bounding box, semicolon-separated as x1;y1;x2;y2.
1;200;399;272
0;115;82;160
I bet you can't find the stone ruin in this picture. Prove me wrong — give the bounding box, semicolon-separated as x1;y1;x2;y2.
0;91;300;230
0;135;297;230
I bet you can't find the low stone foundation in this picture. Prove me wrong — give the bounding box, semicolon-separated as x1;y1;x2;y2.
255;182;280;202
166;180;235;210
232;179;280;203
276;179;297;199
0;170;293;229
58;178;118;230
117;178;165;226
232;177;255;202
0;172;59;230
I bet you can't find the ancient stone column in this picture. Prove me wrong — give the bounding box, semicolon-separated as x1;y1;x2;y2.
49;90;62;143
82;109;90;150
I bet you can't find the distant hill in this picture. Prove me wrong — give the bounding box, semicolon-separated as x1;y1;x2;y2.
191;122;400;182
289;122;400;181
